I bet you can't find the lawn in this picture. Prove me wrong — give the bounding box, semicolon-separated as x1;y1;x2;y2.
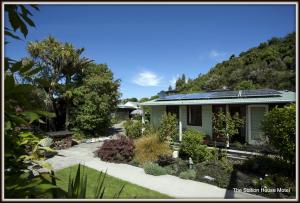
55;165;171;199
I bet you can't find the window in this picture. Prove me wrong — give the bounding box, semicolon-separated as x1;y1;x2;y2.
187;105;202;126
166;106;179;119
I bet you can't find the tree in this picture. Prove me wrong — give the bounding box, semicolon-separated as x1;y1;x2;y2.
27;36;92;130
175;32;295;93
262;104;295;165
212;111;245;147
123;97;138;103
70;64;121;136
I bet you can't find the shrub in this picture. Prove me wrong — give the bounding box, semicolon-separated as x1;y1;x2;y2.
144;162;167;176
180;129;212;163
238;156;292;178
123;120;143;139
134;135;172;164
95;136;135;163
195;160;233;188
163;158;188;176
158;112;178;142
261;103;296;164
156;154;175;167
179;169;196;180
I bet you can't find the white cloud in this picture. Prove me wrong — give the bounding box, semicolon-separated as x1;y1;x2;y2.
133;71;162;87
209;50;227;59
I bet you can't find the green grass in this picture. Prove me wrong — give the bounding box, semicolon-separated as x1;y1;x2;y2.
55;165;171;199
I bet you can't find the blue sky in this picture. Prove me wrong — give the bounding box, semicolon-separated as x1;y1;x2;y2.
5;4;295;99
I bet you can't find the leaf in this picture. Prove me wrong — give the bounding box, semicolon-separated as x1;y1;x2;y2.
20;5;33;16
36;184;59;192
5;30;21;40
21;111;40;123
20;13;35;27
30;5;39;10
36;110;56;118
5;121;12;130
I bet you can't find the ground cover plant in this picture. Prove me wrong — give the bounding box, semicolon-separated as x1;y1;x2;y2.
143;162;167;176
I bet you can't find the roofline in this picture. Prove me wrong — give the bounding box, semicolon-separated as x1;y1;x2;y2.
140;100;295;106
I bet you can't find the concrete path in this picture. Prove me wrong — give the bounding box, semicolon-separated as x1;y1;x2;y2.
46;141;265;199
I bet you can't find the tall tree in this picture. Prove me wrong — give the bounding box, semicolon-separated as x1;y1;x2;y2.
27;36;92;130
70;63;121;136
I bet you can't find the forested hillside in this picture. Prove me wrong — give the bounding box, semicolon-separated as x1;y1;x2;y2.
174;32;295;93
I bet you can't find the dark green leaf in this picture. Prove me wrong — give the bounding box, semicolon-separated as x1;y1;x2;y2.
30;5;39;10
20;5;33;16
5;30;21;40
20;13;35;27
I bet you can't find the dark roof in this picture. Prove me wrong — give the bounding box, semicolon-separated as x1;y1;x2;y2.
156;89;282;101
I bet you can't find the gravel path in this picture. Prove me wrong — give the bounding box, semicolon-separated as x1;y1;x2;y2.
46;124;265;199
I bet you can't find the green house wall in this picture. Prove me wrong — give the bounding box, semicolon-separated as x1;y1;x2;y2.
150;105;213;137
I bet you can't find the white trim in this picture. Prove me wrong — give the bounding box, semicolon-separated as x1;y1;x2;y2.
247;104;269;145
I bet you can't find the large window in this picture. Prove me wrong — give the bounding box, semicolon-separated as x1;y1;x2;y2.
187;105;202;126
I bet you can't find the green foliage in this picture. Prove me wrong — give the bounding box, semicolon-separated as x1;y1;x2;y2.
5;172;59;198
179;170;196;180
234;80;258;90
195;160;233;188
134;135;172;164
27;36;92;130
144;162;167;176
261;104;296;164
174;32;295;92
123;120;143;139
180;129;212;163
56;165;170;198
212;111;244;145
158;112;178;142
5;5;39;41
163;158;189;176
66;164;124;198
70;64;121;136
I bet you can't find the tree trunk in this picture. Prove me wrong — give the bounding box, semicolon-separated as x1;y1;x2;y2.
65;76;71;130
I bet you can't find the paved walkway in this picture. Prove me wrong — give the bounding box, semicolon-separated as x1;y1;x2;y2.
46;141;265;199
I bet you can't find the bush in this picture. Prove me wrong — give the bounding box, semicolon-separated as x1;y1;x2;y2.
95;136;135;163
238;156;292;178
144;162;167;176
262;104;296;164
134;135;172;164
195;160;233;188
158;113;178;142
180;129;212;163
156;154;175;167
179;170;196;180
123;120;143;139
163;158;188;176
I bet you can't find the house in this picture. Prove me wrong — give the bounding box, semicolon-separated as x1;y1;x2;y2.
114;101;140;120
140;89;295;145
